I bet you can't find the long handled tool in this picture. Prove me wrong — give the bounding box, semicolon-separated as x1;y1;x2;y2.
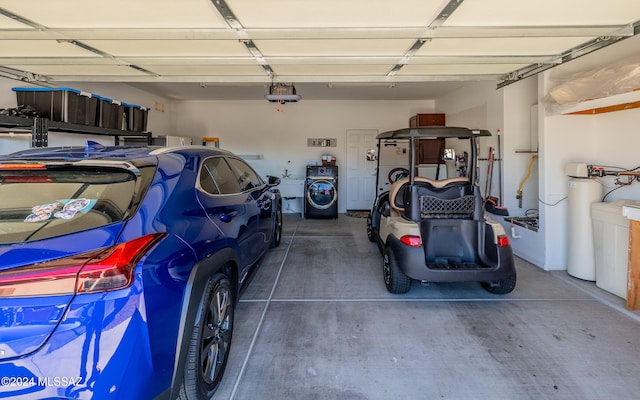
497;129;503;206
484;147;494;199
485;143;509;216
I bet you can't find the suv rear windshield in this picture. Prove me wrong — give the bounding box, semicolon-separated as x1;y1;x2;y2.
0;167;139;244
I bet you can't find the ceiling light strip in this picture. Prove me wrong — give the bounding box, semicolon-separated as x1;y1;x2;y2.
328;83;396;88
200;82;267;88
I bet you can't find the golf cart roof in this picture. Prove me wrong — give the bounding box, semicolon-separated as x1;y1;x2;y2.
377;127;491;140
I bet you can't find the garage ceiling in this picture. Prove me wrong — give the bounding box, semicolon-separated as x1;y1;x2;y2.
0;0;639;100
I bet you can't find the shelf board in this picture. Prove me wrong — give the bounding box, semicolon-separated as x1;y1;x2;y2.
0;114;36;129
561;89;640;115
48;120;150;138
0;115;151;143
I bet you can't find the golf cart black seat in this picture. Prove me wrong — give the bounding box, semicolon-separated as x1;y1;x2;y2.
390;176;480;220
389;176;431;215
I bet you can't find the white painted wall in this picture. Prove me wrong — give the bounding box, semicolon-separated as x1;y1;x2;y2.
170;99;436;213
536;35;640;272
499;77;545;267
540;92;640;271
0;79;17;109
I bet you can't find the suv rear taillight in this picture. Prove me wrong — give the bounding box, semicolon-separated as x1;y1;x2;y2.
0;233;166;298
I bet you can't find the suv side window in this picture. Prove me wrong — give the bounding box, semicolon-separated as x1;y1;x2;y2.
200;157;241;195
226;157;264;192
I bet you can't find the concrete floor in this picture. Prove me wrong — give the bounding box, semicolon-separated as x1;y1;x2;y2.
215;214;640;400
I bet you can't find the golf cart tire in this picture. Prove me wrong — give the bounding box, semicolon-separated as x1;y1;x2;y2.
366;215;376;242
481;271;517;295
383;245;412;294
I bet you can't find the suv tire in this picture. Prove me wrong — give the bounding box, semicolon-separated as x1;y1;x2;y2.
180;273;234;399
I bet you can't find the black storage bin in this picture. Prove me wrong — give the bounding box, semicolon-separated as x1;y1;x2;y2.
83;95;98;126
95;95;124;130
122;102;150;132
13;87;95;125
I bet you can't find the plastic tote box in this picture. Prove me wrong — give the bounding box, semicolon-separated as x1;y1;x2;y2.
591;200;637;299
95;95;124;130
122;102;150;132
13;87;96;125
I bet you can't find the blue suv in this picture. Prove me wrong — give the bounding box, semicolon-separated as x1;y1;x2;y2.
0;143;282;399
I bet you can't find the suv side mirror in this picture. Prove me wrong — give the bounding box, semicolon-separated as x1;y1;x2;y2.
267;175;281;186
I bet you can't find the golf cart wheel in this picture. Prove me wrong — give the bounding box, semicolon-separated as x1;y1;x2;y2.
366;215;375;242
180;273;234;399
481;272;517;295
383;246;412;294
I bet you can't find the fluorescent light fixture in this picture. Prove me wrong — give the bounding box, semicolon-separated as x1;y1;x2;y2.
327;82;396;88
200;82;267;88
265;83;301;103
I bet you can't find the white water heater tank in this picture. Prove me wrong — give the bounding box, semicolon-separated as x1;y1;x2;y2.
567;178;602;281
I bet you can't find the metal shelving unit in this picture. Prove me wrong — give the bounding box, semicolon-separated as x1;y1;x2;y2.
0;115;152;147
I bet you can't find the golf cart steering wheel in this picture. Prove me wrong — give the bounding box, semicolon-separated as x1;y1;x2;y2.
388;167;410;184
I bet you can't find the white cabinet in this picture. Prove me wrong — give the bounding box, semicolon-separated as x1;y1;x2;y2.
278;179;305;216
155;135;192;146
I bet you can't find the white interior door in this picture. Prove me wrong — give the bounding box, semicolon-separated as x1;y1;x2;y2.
346;129;378;211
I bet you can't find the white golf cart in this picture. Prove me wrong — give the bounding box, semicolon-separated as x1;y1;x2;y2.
367;127;516;294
